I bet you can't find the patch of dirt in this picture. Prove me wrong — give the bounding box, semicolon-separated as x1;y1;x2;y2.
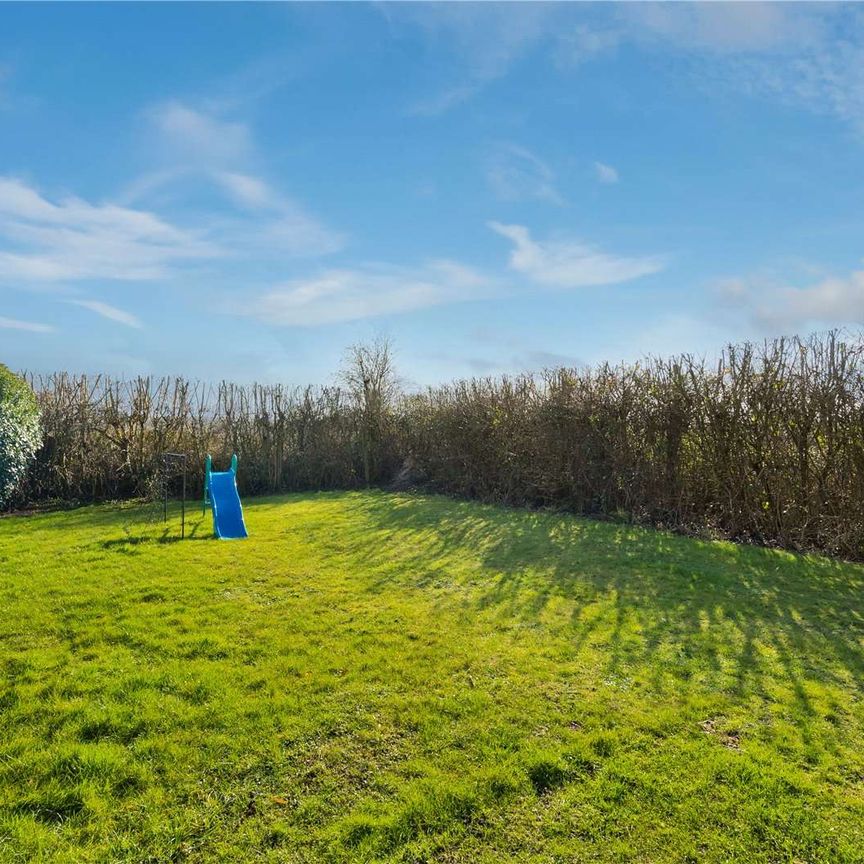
701;718;741;750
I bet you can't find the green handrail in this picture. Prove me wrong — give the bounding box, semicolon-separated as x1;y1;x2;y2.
203;453;212;514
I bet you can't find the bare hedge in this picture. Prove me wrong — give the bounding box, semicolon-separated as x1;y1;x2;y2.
16;330;864;560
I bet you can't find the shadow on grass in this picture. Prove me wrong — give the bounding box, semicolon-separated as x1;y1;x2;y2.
347;492;864;716
101;516;212;549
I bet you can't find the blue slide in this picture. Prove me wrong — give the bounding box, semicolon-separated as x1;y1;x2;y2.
204;454;248;539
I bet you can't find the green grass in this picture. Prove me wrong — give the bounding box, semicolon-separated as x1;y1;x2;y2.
1;491;863;863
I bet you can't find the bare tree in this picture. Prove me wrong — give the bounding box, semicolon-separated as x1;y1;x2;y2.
339;336;400;485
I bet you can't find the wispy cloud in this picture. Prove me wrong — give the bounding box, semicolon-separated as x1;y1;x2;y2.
391;3;555;115
557;4;864;134
593;161;619;184
486;144;564;205
0;176;217;282
147;101;252;167
0;101;344;295
489;221;664;288
242;222;664;327
555;24;623;67
622;2;826;55
390;4;863;132
555;3;826;66
242;259;494;327
215;171;272;209
0;315;53;333
392;3;850;122
209;170;344;257
70;300;143;329
124;103;344;258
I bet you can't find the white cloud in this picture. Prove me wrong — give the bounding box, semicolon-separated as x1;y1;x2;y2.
215;171;273;209
242;221;665;327
0;176;218;282
593;161;619;184
487;145;564;205
722;267;864;331
488;221;664;288
0;316;53;333
3;103;343;293
243;259;494;326
123;104;345;259
70;300;143;329
147;101;252;167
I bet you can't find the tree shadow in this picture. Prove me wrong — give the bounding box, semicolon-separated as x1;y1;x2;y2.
347;492;864;721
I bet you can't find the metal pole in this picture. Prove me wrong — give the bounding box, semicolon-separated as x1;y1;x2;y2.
181;457;186;540
161;452;188;539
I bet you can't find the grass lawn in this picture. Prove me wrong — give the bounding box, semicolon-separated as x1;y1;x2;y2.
0;491;863;863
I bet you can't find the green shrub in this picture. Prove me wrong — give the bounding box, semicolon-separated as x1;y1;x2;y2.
0;365;41;507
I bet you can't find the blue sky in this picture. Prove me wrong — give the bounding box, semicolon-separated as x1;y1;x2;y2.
2;2;864;386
